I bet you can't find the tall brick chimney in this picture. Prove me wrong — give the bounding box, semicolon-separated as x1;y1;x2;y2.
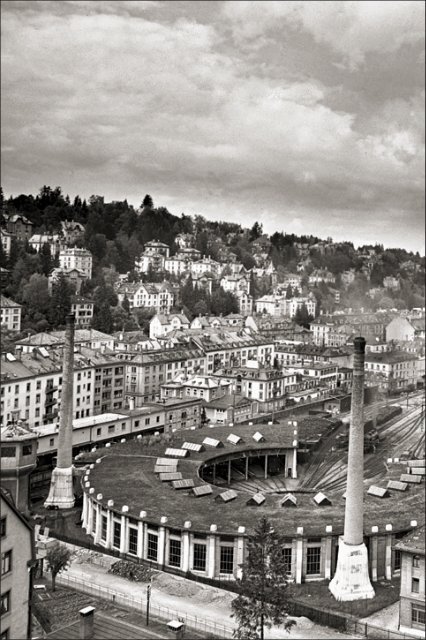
329;337;375;601
44;314;76;509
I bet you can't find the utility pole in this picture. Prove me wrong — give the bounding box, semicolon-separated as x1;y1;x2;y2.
146;584;151;626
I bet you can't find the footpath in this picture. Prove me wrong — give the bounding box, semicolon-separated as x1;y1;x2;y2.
54;547;360;639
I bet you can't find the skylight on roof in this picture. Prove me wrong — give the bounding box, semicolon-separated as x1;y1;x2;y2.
182;442;204;452
218;489;238;502
227;434;242;445
165;448;188;458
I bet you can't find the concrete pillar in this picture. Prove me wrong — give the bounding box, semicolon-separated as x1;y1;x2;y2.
324;527;333;580
94;504;101;545
207;531;216;579
142;523;148;559
236;528;245;579
105;510;113;549
245;456;249;480
295;529;304;584
385;527;393;580
137;521;144;559
228;459;232;485
82;492;88;530
292;448;297;479
182;531;190;573
120;511;128;554
87;497;93;534
264;454;268;479
158;523;166;567
370;527;378;582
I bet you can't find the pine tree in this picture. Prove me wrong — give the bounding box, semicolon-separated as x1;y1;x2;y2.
92;302;114;334
49;274;72;327
40;243;53;276
285;284;293;299
231;516;295;640
142;194;154;210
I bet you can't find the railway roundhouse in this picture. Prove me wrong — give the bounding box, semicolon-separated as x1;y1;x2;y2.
82;421;425;584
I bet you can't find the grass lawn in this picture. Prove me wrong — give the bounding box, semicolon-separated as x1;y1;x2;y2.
289;578;401;619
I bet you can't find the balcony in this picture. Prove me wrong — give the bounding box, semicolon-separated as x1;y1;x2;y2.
44;398;57;408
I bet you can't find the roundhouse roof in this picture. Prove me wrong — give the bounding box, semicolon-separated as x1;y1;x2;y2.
85;420;425;538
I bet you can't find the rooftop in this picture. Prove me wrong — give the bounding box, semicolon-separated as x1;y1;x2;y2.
395;525;425;555
0;294;22;309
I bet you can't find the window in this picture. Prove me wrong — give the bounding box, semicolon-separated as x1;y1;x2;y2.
393;550;401;571
220;546;234;574
193;543;206;571
306;546;321;575
92;508;97;534
108;426;114;433
283;548;292;576
413;555;420;568
128;528;138;556
113;521;121;549
147;533;158;561
0;519;6;538
412;604;425;628
23;445;32;456
145;418;150;425
49;438;54;447
412;578;420;594
168;539;181;567
0;448;15;458
1;551;11;576
101;516;107;542
97;428;101;437
1;591;10;616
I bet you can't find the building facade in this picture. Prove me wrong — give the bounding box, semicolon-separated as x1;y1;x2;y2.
396;526;425;638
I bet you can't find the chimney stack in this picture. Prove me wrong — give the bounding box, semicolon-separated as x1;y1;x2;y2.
329;336;375;601
44;314;76;509
79;606;95;639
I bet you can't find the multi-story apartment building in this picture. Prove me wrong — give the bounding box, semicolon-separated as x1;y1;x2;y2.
0;346;125;428
116;282;174;313
59;248;93;280
212;361;295;412
160;373;232;402
149;313;190;339
28;234;64;255
135;241;170;274
386;316;425;342
190;257;221;277
0;228;13;255
0;490;34;640
15;328;115;353
308;269;336;285
4;214;33;241
383;276;400;290
125;347;206;405
144;240;170;258
235;291;254;316
364;351;422;392
285;360;339;391
49;266;88;294
163;256;190;276
0;295;22;331
279;273;302;290
285;296;316;319
71;297;94;329
220;274;250;295
190;331;275;374
310;318;352;347
396;526;425;638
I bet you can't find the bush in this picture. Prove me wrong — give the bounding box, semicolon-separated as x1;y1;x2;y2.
108;560;152;582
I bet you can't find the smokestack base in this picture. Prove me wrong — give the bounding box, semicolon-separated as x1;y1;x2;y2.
44;466;75;509
329;537;375;601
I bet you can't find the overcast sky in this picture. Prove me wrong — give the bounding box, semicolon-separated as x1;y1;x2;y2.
1;1;425;252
